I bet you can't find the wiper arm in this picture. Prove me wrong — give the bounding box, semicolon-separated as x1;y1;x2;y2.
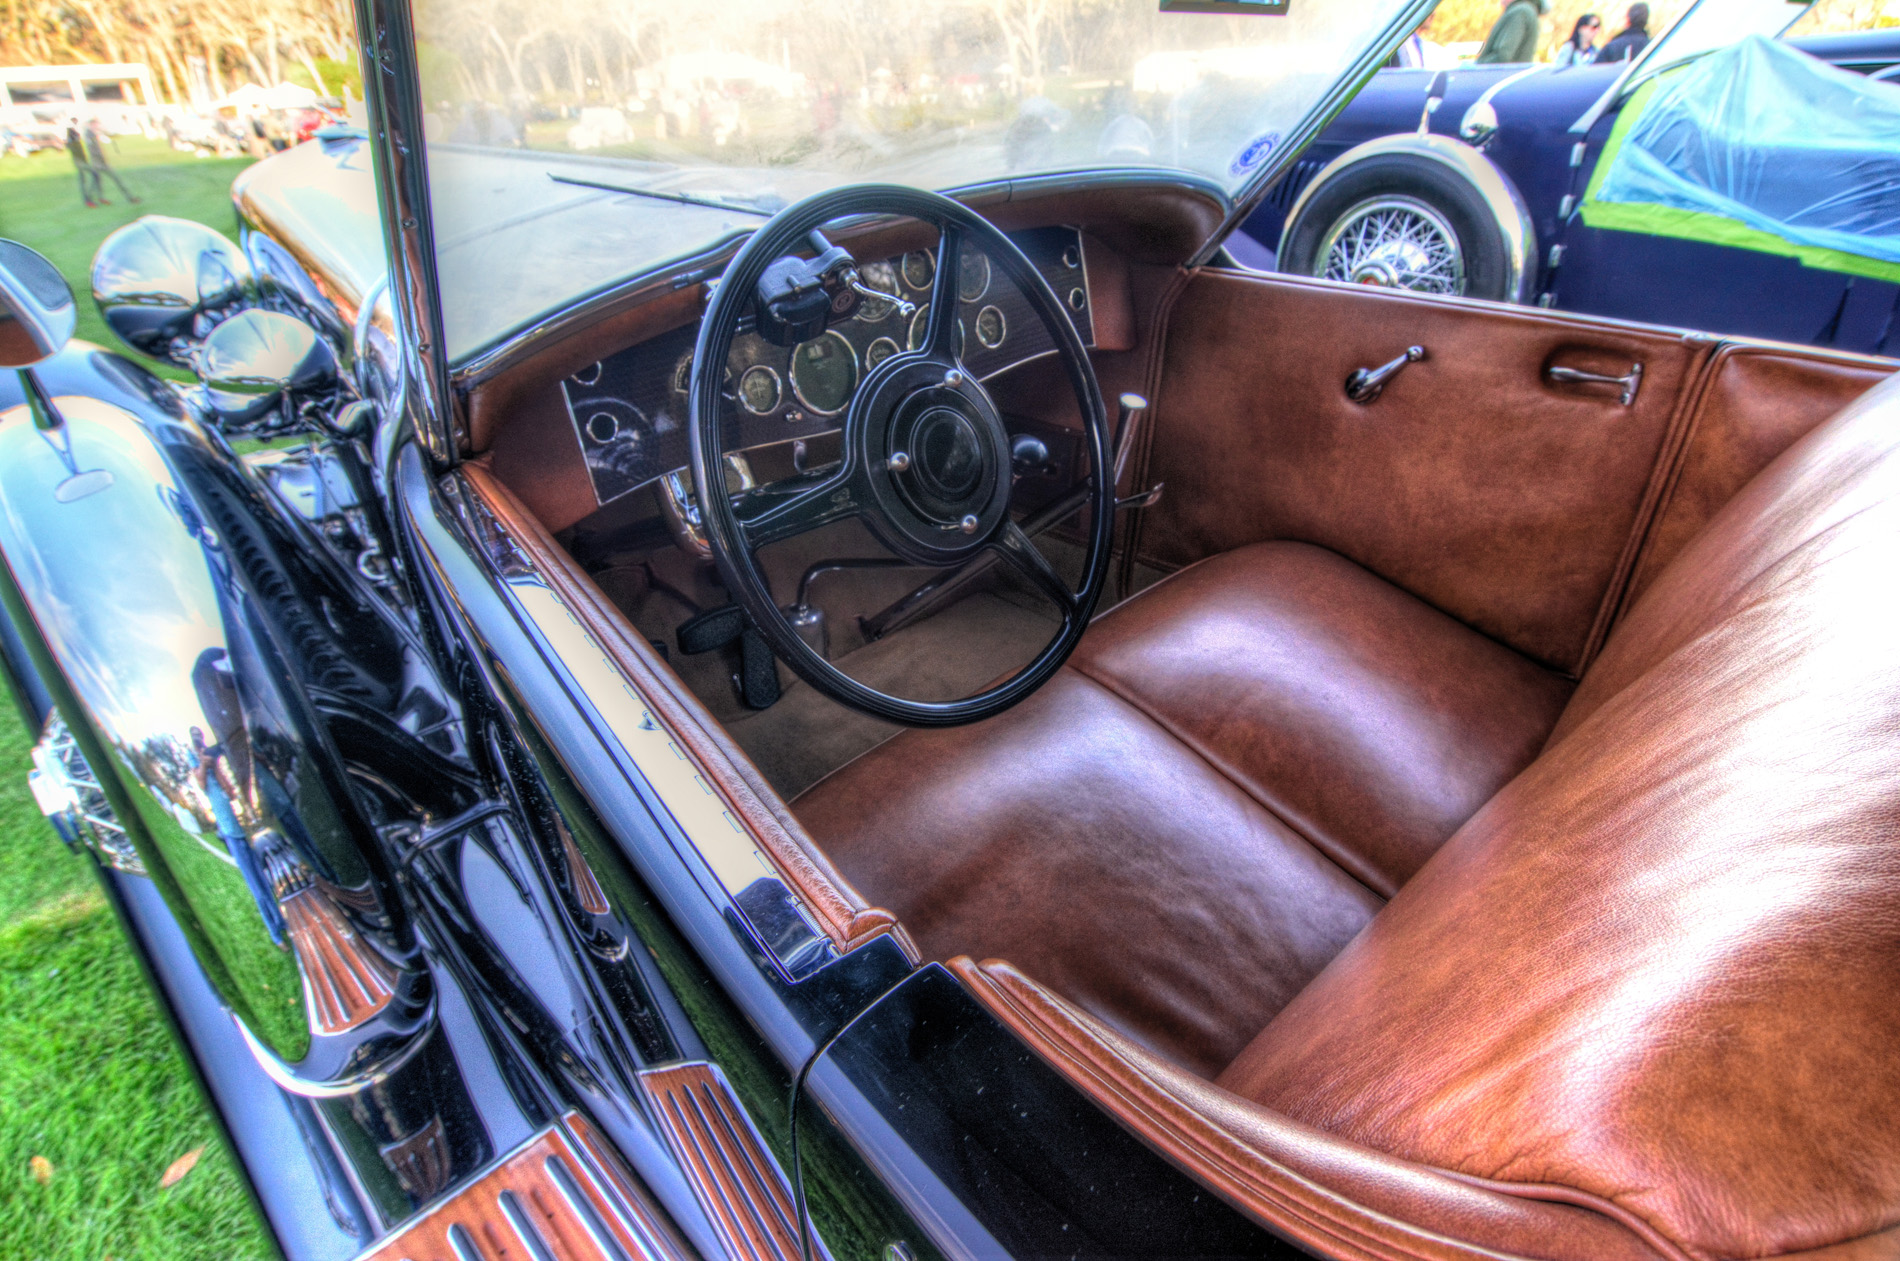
548;172;774;217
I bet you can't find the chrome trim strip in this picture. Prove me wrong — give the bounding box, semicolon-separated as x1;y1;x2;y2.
429;468;837;982
1189;0;1445;268
354;0;456;463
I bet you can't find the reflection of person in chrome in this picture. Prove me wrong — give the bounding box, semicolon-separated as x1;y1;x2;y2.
190;724;287;947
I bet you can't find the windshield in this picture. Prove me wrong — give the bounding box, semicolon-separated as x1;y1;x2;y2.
412;0;1416;361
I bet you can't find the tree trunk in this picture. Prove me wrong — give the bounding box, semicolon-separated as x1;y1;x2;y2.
299;46;328;97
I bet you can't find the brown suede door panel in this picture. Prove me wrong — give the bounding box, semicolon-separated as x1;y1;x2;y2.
1137;271;1713;673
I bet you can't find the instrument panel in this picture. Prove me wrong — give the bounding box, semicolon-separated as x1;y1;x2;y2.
561;226;1094;508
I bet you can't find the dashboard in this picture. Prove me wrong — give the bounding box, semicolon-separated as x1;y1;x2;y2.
558;226;1095;508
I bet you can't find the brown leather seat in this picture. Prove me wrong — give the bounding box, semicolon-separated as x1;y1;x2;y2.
795;540;1573;1075
798;374;1900;1259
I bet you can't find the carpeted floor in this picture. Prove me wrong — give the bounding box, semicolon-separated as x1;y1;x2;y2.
588;521;1064;797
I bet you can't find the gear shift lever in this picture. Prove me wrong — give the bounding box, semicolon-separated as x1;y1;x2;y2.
1112;392;1162;509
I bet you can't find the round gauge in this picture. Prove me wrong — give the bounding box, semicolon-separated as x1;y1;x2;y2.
854;261;901;322
573;360;603;386
672;354;693;395
585;410;619;444
958;251;991;302
865;336;901;370
908;308;966;356
1061;243;1081;270
974;305;1006;350
737;364;782;415
1067;287;1087;312
789;331;859;415
901;250;936;291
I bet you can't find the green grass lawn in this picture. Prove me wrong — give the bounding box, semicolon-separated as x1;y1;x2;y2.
0;137;273;1259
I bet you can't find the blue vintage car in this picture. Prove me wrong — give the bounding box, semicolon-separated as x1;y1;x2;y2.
1239;0;1900;355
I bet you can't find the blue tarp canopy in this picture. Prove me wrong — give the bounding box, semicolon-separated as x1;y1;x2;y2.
1584;35;1900;278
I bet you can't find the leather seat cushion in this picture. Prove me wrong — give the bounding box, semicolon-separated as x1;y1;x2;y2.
1071;543;1574;895
1219;378;1900;1259
796;542;1572;1075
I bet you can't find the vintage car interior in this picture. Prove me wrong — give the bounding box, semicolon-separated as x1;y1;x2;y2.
450;173;1898;1259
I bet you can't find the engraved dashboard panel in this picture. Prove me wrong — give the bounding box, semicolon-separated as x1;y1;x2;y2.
562;226;1092;509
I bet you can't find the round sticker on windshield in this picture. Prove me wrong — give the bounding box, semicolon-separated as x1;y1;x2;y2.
1230;132;1280;177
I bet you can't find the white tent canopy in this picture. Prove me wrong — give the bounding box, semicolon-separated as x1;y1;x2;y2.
212;81;318;111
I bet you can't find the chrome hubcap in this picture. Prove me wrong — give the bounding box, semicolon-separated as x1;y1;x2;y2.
1317;196;1465;296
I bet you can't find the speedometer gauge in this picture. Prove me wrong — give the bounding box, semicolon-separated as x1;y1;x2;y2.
789;331;859;415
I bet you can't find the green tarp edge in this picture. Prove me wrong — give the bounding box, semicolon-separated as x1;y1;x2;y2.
1577;73;1900;285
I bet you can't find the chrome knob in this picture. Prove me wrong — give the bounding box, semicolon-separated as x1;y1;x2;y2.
958;514;980;534
888;451;911;472
943;369;965;388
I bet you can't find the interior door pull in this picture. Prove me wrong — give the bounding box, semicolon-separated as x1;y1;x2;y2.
1345;345;1426;403
1547;361;1643;406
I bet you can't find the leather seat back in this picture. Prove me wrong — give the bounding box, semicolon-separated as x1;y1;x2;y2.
1218;374;1900;1260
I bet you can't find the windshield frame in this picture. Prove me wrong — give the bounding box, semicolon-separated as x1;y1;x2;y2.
354;0;1437;459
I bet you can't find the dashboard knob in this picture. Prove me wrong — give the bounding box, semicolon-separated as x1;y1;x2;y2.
1010;433;1051;477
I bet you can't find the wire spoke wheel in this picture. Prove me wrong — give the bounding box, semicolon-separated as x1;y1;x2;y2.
1317;195;1466;296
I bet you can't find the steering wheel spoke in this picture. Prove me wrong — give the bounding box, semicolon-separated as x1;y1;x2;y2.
923;221;965;361
732;470;860;551
991;520;1079;617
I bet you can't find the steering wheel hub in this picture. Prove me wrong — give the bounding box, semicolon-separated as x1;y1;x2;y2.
854;356;1011;566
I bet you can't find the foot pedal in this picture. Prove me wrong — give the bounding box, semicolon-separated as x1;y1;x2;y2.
676;605;780;709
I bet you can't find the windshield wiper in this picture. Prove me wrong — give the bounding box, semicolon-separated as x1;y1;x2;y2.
548;172;775;217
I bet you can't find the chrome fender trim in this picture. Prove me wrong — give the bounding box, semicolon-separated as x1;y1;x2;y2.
1281;132;1538;305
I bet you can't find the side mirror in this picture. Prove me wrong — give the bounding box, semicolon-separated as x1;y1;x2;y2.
0;239;76;369
0;241;113;502
91;216;252;367
195;309;341;436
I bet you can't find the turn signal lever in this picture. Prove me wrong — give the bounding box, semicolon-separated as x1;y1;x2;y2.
1112;392;1164;510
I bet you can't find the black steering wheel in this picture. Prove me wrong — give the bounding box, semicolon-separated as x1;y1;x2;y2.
688;184;1114;727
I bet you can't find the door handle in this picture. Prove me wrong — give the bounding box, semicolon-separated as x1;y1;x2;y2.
1345;345;1426;404
1547;361;1643;406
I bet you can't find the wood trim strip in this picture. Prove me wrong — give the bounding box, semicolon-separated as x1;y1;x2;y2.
638;1062;809;1261
461;461;913;959
354;1116;692;1261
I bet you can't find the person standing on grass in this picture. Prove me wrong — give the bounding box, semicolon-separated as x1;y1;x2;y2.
1476;0;1549;63
64;119;102;207
83;120;140;205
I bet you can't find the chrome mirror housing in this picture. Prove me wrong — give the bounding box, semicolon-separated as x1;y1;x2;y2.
1459;100;1500;148
194;309;341;435
91;216;252;367
0;238;77;368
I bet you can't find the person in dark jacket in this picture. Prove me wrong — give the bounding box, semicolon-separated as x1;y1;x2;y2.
64;120;101;207
83;120;140;204
1597;3;1651;62
1476;0;1549;63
